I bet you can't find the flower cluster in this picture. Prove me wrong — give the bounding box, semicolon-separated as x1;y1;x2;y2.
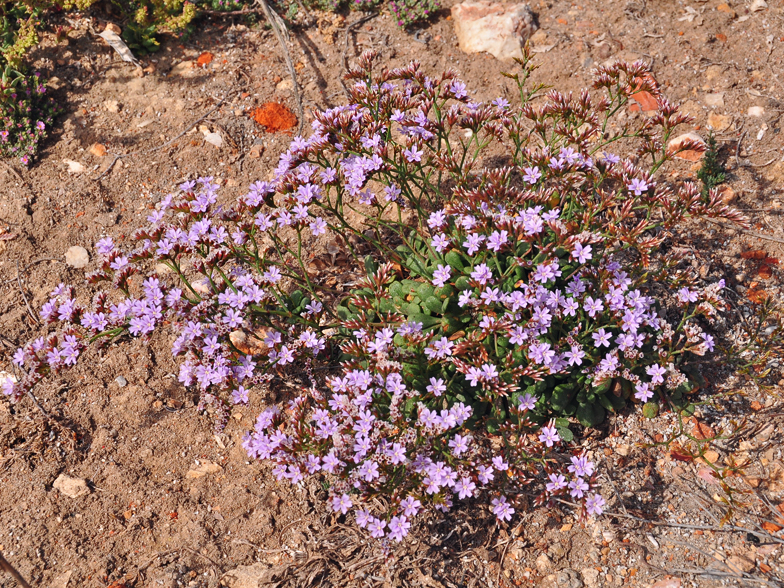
388;0;439;28
0;68;58;166
6;50;745;537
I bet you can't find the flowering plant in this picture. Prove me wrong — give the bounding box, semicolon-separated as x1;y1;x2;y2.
6;50;745;539
0;64;57;165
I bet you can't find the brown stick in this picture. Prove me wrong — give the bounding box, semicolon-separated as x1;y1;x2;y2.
15;261;39;326
0;552;32;588
704;217;784;245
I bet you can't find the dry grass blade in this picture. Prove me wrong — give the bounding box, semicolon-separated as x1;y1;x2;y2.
0;552;32;588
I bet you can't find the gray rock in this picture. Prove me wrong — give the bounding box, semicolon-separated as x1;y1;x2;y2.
115;376;128;388
451;1;536;61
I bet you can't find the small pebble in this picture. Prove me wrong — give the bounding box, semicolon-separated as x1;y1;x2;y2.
115;375;128;387
65;246;89;268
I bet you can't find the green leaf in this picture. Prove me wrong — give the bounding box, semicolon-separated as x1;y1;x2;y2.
642;402;659;419
364;255;378;276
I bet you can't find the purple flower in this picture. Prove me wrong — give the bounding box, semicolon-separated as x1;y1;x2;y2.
403;145;423;162
585;493;605;516
568;477;589;499
449;434;470;457
470;263;493;285
454;477;476;499
518;392;537;411
432;264;451;288
634;382;654;402
677;287;698;304
571;242;592;263
646;363;666;385
310;217;327;236
427;377;446;396
388;516;411;542
331;493;352;515
232;386;249;405
431;233;450;253
523;166;542;184
592;328;612;348
628;178;649;196
491;496;514;522
400;496;421;517
463;233;485;255
568;455;595;478
538;424;560;447
487;230;508;252
546;473;567;492
367;517;386;538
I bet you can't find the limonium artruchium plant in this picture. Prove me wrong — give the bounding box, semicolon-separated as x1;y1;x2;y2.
6;49;746;539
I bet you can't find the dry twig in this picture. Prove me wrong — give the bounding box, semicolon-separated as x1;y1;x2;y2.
704;218;784;245
256;0;304;136
0;552;31;588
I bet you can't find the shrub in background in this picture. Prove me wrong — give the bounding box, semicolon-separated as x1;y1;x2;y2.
0;3;59;164
5;50;745;538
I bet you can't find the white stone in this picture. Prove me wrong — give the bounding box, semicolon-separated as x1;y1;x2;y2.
451;1;536;61
63;159;85;174
204;131;223;148
65;246;89;268
748;106;765;117
750;0;767;11
275;77;294;92
703;92;724;108
104;99;120;113
221;563;269;588
186;462;222;479
580;568;600;588
53;474;90;498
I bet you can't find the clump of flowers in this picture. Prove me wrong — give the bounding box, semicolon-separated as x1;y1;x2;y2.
0;65;58;165
6;49;744;538
389;0;439;28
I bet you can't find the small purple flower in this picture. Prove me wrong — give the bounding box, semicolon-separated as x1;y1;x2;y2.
646;363;666;385
538;424;560;447
592;328;612;348
634;382;654;402
546;473;567;493
432;264;451;288
523;166;542;184
388;516;411;542
403;145;423;162
367;517;386;538
231;386;249;405
400;496;421;517
518;392;537;411
491;496;514;522
628;178;649;196
331;493;353;515
571;242;592;264
431;233;450;253
427;377;446;396
585;493;605;516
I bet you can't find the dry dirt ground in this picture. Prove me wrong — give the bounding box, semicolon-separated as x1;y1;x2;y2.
1;1;784;587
